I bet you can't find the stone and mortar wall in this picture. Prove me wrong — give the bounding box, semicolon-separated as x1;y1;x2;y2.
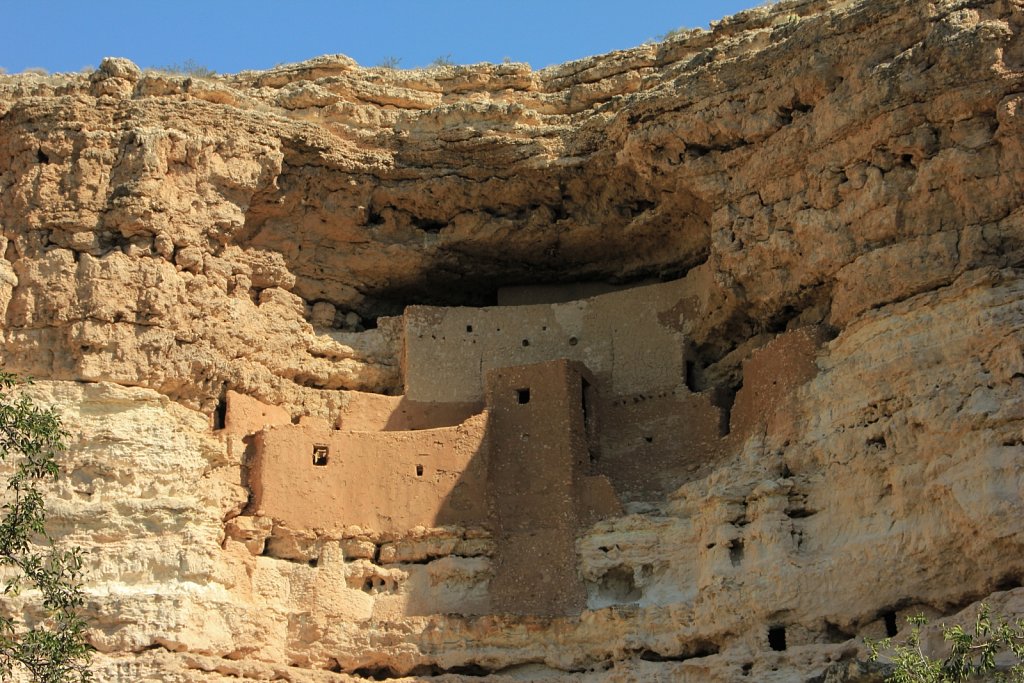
403;278;689;403
250;414;490;534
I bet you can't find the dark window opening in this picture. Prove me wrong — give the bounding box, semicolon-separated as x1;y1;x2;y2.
685;360;697;391
416;464;424;477
883;610;898;637
768;626;787;651
713;380;741;437
522;339;530;347
212;398;227;430
466;324;473;333
312;444;329;466
729;540;744;567
517;388;531;404
36;149;49;164
308;558;319;568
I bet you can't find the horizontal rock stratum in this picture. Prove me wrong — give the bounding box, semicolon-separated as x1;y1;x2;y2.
2;0;1024;680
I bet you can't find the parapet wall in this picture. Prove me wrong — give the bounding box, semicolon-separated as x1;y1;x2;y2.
338;390;481;431
403;278;690;403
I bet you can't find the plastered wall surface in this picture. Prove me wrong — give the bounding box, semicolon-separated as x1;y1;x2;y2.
403;278;690;403
483;360;621;616
250;413;490;534
597;389;725;501
338;390;481;431
223;390;291;435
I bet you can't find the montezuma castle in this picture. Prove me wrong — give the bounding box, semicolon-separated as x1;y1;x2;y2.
3;0;1024;680
236;279;821;618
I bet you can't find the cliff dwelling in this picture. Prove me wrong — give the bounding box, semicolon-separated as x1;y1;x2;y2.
231;278;824;618
4;0;1024;679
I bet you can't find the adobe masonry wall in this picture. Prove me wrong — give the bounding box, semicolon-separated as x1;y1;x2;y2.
484;360;621;616
596;389;725;501
249;414;490;534
337;390;481;432
402;278;691;404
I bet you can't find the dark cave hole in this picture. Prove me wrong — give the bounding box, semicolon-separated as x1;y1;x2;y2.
411;216;447;233
713;380;741;437
768;626;787;651
212;398;227;430
36;149;49;163
684;359;698;391
766;305;799;333
883;610;898;637
996;575;1023;591
406;663;491;677
352;665;400;680
867;435;887;450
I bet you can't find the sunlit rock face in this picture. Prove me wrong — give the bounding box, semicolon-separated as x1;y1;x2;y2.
2;0;1024;679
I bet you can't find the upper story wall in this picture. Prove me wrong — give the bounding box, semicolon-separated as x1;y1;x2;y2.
403;278;690;403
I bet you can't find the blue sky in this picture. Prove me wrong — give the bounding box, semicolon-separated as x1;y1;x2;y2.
1;1;769;74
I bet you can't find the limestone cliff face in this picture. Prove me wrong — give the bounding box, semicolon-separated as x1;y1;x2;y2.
2;0;1024;680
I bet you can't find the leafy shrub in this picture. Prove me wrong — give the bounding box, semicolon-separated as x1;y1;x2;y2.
0;373;91;682
866;605;1024;682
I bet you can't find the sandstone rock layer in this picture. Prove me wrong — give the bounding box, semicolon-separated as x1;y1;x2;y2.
2;0;1024;680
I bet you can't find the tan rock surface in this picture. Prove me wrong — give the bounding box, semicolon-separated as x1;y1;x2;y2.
1;0;1024;680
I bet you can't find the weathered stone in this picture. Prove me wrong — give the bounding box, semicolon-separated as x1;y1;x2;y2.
1;0;1024;679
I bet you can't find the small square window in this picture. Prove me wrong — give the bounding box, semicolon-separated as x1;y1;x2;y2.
517;388;530;404
312;444;329;466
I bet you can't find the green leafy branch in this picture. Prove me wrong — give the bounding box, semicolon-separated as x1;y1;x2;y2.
866;604;1024;682
0;373;92;682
